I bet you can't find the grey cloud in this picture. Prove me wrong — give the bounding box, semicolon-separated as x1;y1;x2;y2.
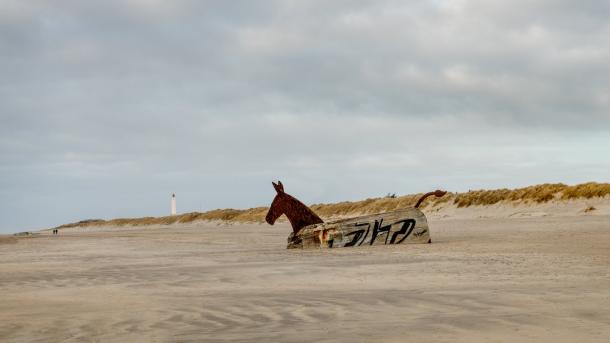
1;0;609;232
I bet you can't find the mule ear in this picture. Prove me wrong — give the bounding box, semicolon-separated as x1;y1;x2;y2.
272;181;284;193
272;181;282;193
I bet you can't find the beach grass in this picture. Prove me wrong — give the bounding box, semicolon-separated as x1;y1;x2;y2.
55;182;610;229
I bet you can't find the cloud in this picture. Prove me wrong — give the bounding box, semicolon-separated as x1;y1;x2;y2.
1;0;609;232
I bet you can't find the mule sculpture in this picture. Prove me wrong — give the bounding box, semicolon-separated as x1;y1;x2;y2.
265;181;446;249
265;181;323;234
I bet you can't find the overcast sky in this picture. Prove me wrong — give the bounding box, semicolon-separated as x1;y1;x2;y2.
1;0;609;233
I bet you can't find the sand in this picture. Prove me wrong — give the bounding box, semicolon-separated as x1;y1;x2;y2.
1;214;610;342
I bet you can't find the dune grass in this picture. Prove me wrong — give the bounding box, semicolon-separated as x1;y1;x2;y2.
453;182;610;207
55;182;610;230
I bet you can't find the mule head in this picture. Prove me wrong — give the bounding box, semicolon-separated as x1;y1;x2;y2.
266;181;286;225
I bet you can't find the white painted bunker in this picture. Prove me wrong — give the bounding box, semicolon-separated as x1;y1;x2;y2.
288;207;431;249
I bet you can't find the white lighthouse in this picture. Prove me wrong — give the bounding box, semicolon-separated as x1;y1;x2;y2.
171;193;177;216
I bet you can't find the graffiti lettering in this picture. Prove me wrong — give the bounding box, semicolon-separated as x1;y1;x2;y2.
344;222;370;247
413;228;428;238
331;218;420;248
370;219;392;245
390;219;416;244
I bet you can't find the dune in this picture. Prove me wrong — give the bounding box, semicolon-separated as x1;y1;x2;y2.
52;182;610;231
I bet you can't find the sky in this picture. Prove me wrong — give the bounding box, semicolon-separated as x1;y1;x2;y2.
1;0;609;233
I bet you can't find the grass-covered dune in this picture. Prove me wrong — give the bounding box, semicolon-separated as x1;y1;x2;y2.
55;182;610;230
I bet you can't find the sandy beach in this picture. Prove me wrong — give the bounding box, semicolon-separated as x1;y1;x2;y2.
1;214;610;342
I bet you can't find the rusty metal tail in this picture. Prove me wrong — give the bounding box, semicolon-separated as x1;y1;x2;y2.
414;190;447;208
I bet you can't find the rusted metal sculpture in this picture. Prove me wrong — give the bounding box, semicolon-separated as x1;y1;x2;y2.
265;181;447;249
265;181;324;234
415;190;447;208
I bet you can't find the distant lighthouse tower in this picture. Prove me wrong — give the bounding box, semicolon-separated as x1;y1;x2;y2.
171;194;177;216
